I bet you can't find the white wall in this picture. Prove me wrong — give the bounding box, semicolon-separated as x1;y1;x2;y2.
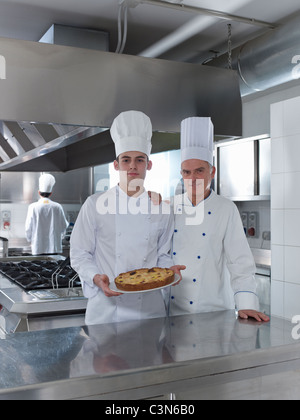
242;79;300;319
270;96;300;320
242;79;300;138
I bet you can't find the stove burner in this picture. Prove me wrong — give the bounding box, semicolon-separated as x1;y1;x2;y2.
0;259;81;291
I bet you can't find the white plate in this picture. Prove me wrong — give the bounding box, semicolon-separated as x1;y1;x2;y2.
109;273;180;294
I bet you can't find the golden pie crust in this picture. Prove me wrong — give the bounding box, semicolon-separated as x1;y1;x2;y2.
115;267;175;292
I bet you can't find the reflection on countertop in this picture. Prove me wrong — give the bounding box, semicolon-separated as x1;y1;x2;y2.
0;310;298;399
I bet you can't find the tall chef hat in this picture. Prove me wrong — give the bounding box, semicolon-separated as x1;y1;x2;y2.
39;174;55;193
110;110;152;158
181;117;214;165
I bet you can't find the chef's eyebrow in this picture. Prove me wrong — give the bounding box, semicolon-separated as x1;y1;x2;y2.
120;155;147;160
182;167;205;172
116;155;149;163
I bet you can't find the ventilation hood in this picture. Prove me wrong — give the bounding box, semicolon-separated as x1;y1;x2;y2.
0;36;242;172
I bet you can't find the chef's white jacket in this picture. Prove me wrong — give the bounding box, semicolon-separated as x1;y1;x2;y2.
168;190;259;316
70;318;167;376
25;198;68;255
70;186;174;325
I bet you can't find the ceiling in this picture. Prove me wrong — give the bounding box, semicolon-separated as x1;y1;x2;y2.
0;0;300;66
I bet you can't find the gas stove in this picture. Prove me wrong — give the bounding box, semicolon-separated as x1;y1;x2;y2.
0;256;86;334
0;258;80;291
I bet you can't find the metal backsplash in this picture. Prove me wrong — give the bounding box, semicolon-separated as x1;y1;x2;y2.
0;169;92;204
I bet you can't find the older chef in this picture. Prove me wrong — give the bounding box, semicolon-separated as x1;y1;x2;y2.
70;110;184;325
169;117;269;322
25;174;68;255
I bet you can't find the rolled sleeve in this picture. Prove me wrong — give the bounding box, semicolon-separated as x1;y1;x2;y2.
234;291;260;312
224;203;259;311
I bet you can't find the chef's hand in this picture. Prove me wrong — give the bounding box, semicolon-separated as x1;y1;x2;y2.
93;274;123;297
170;265;186;285
148;191;162;205
238;309;270;322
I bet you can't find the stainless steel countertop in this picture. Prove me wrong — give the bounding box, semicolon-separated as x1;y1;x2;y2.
0;310;298;400
0;286;87;315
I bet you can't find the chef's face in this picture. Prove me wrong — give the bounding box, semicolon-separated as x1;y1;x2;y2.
181;159;216;201
114;151;152;193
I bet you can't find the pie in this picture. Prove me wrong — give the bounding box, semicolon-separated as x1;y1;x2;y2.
114;267;175;292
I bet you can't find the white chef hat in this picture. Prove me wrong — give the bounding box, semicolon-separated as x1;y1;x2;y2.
110;110;152;158
39;174;55;193
181;117;214;165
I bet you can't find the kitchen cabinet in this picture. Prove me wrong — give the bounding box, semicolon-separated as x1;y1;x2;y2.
259;137;271;196
216;135;270;201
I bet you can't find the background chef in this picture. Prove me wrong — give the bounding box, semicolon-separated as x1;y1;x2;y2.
25;173;68;255
168;116;269;322
70;110;184;325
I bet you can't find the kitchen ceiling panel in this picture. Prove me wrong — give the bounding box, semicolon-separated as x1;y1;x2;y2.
0;0;299;61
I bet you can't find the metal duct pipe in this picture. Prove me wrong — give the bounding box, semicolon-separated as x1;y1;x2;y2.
140;0;274;29
208;12;300;96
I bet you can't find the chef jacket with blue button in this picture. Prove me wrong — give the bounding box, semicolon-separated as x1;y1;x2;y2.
70;185;174;325
168;190;259;316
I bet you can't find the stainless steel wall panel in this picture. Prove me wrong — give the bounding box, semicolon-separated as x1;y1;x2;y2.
0;169;91;204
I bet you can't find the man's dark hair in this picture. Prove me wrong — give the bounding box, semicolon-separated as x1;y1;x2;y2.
39;192;52;198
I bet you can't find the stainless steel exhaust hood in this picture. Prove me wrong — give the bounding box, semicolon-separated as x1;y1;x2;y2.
0;36;242;172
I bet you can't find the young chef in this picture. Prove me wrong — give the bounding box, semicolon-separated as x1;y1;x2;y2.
25;174;68;255
168;116;269;322
70;110;185;325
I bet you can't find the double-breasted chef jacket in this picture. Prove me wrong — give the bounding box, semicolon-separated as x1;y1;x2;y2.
70;185;174;325
168;190;259;316
25;198;68;255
